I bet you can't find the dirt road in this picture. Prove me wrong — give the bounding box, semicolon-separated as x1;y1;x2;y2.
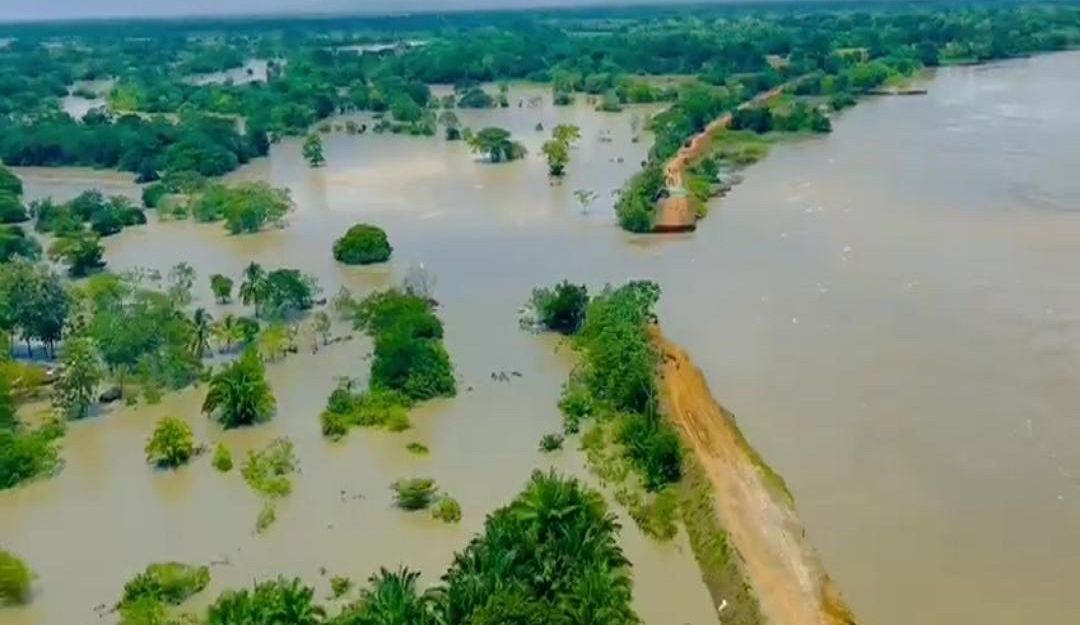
653;329;856;625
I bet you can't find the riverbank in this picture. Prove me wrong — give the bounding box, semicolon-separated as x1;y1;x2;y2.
653;328;855;625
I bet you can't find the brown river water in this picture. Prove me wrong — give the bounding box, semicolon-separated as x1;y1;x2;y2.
5;52;1080;625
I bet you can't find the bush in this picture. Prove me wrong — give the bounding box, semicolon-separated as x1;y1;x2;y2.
145;417;196;467
329;575;352;599
0;193;28;224
333;223;392;265
119;562;210;607
405;442;429;455
0;165;22;197
0;548;32;606
320;385;412;439
241;438;297;498
0;424;62;490
538;432;565;452
431;496;462;523
212;442;233;472
391;477;438;510
530;281;588;334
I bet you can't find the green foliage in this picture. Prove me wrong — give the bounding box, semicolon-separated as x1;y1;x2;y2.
614;164;664;233
0;165;23;197
241;437;298;499
529;280;588;335
203;349;276;428
320;384;412;440
120;562;210;607
48;233;106;277
466;127;526;163
540;138;568;177
329;576;353;600
431;496;462;524
333;223;392;265
239;262;318;319
0;548;33;606
212;442;233;472
302;133;325;167
0;261;68;357
627;486;680;541
0;419;62;490
52;336;103;420
192;182;292;234
348;289;456;402
405;442;429;455
210;274;234;304
390;477;438;511
538;432;564;453
0;225;41;263
206;577;324;625
145;417;196;468
0;192;28;224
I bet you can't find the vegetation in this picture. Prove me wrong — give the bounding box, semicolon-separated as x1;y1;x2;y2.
202;349;276;428
119;562;210;608
212;442;233;472
405;441;429;455
205;577;323;625
321;385;412;439
303;133;325;167
0;548;33;606
528;280;589;334
539;432;565;452
431;496;462;524
467;127;526;163
48;233;107;277
390;477;438;511
241;437;298;532
192;182;292;234
52;336;104;419
145;416;197;468
333;223;392;265
239;262;319;319
210;273;234;303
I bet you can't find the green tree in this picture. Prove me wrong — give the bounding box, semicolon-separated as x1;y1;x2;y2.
189;308;214;358
52;336;103;420
0;548;32;606
333;223;392;265
541;139;569;177
552;123;581;145
145;416;197;467
311;311;332;348
239;262;266;308
530;281;589;334
0;165;23;197
210;274;234;304
166;261;196;307
0;193;28;224
48;234;106;277
467;127;527;163
202;349;276;428
302;133;325;167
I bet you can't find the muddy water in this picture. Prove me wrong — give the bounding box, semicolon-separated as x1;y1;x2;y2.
5;53;1080;625
5;91;716;625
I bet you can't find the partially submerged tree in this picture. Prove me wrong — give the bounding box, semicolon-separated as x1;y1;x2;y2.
302;133;325;167
467;127;526;163
202;349;276;428
145;416;197;467
333;224;392;265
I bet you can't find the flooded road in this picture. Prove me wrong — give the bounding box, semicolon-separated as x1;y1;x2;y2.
5;53;1080;625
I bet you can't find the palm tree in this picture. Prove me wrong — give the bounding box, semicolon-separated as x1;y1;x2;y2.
239;262;266;308
212;314;239;353
202;349;276;428
347;567;438;625
189;308;214;358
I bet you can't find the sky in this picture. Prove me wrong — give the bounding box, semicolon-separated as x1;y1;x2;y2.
0;0;712;23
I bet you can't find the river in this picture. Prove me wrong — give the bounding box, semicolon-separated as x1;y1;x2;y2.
4;53;1080;625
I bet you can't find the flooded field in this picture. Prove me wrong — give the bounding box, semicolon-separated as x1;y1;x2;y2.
5;52;1080;625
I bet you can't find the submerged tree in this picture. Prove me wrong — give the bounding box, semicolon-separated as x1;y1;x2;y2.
541;139;569;177
210;273;234;304
52;336;103;420
202;349;276;428
145;416;197;468
467;127;526;163
302;133;325;167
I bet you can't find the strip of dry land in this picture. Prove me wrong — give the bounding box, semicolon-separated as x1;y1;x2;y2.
652;328;856;625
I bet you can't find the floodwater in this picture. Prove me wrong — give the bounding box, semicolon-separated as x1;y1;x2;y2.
186;59;272;86
4;52;1080;625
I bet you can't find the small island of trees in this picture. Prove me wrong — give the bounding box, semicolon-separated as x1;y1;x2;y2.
333;223;392;265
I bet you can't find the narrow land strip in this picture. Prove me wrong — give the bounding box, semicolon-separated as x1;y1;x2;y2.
653;328;856;625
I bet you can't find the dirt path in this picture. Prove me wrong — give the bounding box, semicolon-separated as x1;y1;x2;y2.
654;82;798;232
653;329;856;625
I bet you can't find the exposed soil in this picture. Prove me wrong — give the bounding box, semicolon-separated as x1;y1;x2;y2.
653;329;856;625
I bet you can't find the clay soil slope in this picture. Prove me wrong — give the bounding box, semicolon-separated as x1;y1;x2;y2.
653;329;856;625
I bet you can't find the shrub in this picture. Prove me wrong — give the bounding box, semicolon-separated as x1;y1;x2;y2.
329;576;352;599
333;224;392;265
405;442;429;455
538;432;565;452
391;478;438;510
431;496;462;523
119;562;210;607
241;438;297;498
320;385;412;439
0;193;28;224
530;281;588;334
0;424;62;490
0;548;32;606
211;442;233;472
145;417;196;468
